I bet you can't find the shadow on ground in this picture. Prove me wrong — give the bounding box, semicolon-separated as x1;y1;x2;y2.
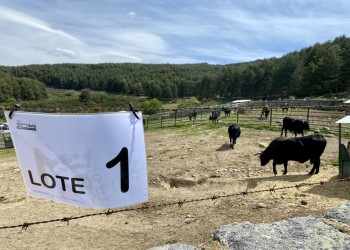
216;143;236;151
306;175;350;200
245;174;313;189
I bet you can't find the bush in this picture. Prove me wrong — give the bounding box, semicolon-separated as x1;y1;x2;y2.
177;97;200;108
5;98;17;106
79;89;91;102
141;98;162;114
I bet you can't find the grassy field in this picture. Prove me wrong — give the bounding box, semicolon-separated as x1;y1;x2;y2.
0;147;16;159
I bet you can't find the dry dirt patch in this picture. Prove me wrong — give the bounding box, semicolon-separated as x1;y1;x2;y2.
1;126;350;250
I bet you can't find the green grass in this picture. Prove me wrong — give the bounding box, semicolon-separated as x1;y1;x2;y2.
0;148;16;159
329;158;339;166
144;122;279;138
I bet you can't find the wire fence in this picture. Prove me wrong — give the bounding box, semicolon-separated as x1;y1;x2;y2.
1;100;350;232
1;177;349;230
141;105;347;134
136;99;349;131
2;100;350;150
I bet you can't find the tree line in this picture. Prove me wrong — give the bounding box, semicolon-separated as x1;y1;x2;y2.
0;74;47;103
1;35;350;101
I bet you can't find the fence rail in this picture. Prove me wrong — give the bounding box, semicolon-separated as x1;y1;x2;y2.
3;101;350;150
1;177;349;230
142;105;348;134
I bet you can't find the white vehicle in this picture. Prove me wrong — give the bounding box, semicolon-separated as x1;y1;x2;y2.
0;123;9;131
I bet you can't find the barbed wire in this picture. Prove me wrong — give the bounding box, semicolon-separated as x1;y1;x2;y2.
1;177;350;231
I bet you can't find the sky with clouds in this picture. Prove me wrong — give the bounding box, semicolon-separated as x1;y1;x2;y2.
1;0;350;66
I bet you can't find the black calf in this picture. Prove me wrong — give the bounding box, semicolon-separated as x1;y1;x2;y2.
228;124;241;149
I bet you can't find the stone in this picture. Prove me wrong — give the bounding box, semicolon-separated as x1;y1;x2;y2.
213;217;350;250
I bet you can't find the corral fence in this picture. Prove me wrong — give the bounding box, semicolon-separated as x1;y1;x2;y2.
142;99;350;135
2;99;350;150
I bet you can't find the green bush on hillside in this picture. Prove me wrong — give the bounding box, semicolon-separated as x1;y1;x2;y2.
141;98;162;114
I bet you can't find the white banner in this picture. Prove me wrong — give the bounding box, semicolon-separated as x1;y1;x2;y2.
4;110;148;209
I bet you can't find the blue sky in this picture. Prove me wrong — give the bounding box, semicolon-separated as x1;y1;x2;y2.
1;0;350;66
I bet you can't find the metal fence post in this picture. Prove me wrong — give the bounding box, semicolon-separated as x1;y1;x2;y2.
174;110;177;126
307;107;310;122
143;118;148;128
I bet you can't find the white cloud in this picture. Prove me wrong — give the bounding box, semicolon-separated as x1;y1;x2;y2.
0;4;86;65
32;47;78;59
0;0;350;66
0;4;79;41
112;30;168;53
127;11;136;18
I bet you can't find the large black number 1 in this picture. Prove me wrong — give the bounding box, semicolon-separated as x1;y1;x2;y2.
106;147;129;193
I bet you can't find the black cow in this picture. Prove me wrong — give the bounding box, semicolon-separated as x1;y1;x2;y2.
228;124;241;149
281;117;310;137
188;110;197;121
260;134;327;175
209;109;220;123
282;103;289;112
261;105;270;119
222;107;231;117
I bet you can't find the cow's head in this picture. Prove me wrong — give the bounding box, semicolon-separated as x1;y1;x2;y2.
257;151;270;166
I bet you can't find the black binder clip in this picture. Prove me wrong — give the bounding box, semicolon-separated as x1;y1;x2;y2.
9;103;21;119
129;103;140;120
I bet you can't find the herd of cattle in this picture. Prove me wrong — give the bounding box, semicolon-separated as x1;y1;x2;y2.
186;107;327;176
228;117;327;176
187;106;246;123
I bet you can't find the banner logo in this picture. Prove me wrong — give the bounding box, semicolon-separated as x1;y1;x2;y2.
16;121;37;131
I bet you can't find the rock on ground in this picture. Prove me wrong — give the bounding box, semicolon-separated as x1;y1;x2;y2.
149;202;350;250
325;201;350;224
148;243;201;250
212;216;350;250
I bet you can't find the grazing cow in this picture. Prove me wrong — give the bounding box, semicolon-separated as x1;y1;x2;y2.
261;104;270;119
282;103;289;112
281;117;310;137
209;109;220;123
188;110;197;121
222;107;231;117
228;124;241;149
260;134;327;175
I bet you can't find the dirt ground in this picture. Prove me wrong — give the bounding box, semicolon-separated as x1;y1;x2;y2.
1;126;350;250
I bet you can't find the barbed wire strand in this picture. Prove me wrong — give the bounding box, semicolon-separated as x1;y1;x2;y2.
1;177;349;230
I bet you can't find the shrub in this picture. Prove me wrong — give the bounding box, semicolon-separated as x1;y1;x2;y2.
141;98;162;114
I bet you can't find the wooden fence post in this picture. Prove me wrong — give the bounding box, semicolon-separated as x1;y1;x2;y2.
269;108;272;126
